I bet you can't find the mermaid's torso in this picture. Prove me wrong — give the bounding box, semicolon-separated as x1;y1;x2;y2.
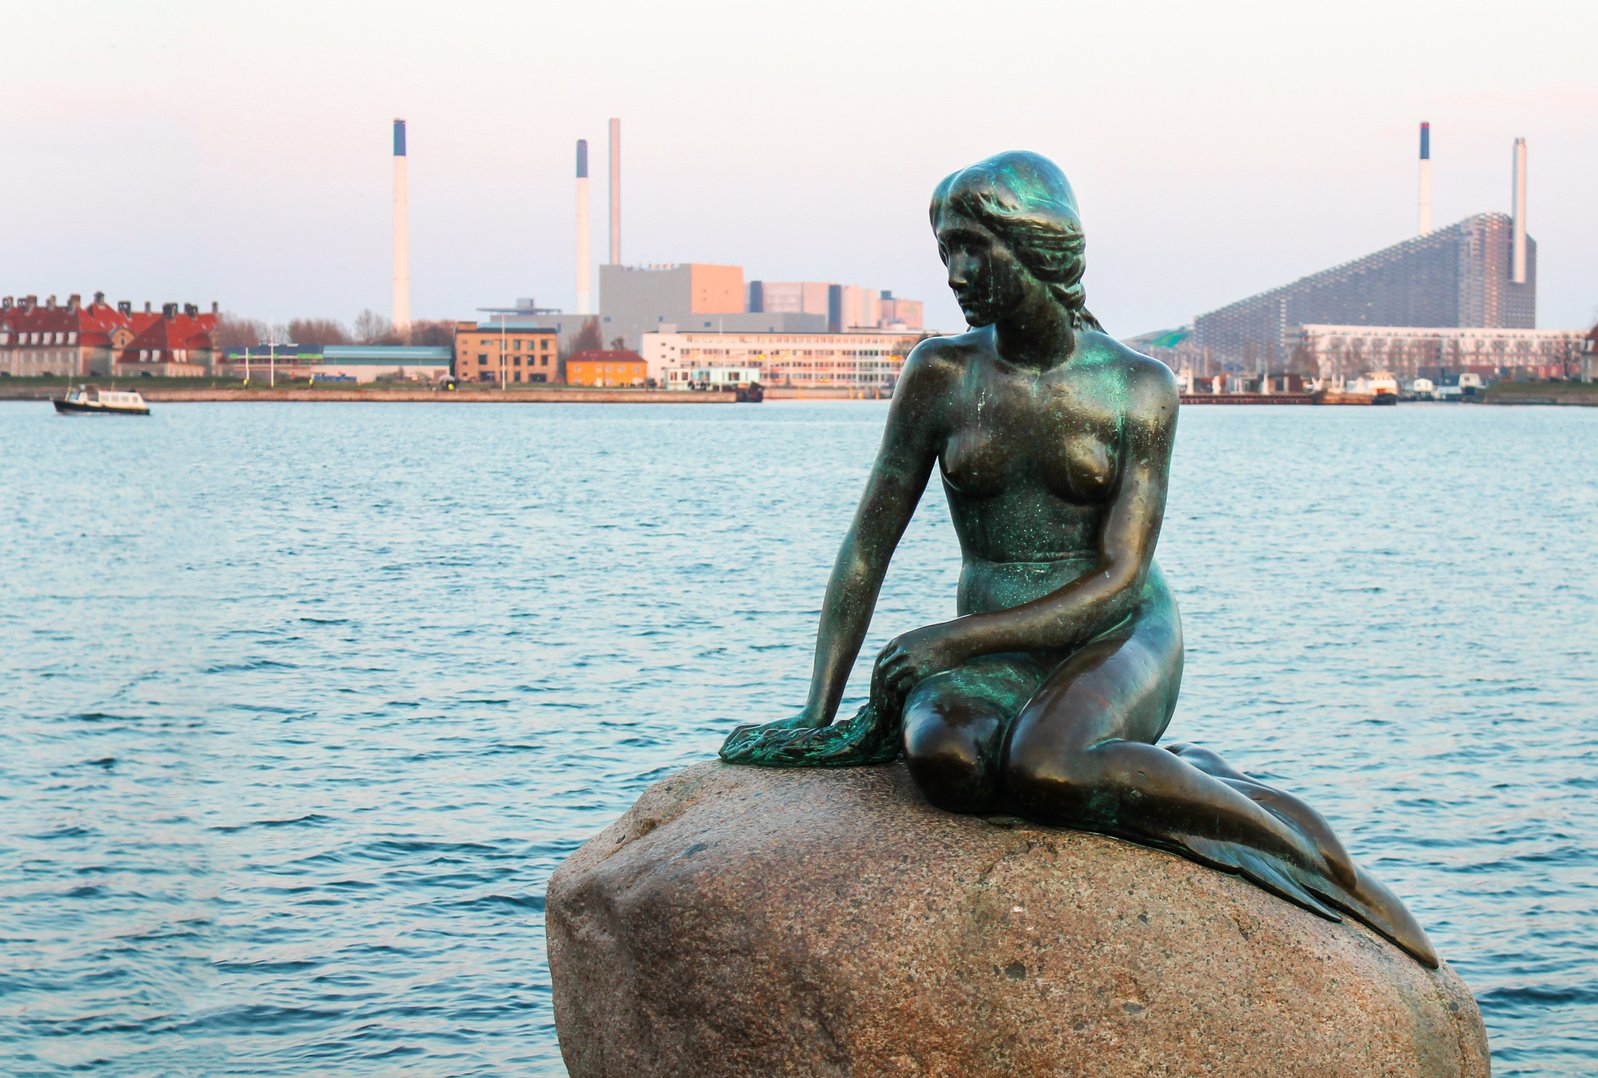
935;335;1154;624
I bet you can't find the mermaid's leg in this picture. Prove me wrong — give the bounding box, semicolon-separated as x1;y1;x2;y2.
1000;591;1438;967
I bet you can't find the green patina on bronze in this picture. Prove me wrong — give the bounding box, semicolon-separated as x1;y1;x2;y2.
718;151;1437;967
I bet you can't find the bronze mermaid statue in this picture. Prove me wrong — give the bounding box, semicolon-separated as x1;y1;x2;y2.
719;150;1437;968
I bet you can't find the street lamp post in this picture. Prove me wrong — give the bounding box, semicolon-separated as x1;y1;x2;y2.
260;330;297;389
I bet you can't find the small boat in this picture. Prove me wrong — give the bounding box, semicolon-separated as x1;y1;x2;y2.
52;385;151;416
1343;371;1401;405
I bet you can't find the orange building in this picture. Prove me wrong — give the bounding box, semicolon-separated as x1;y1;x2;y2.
453;321;559;384
565;349;646;387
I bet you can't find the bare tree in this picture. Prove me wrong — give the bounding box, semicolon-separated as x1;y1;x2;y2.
353;309;409;345
213;311;267;350
407;319;455;347
287;318;350;347
572;316;602;353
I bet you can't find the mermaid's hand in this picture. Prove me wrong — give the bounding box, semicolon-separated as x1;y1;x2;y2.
875;624;969;699
719;701;901;768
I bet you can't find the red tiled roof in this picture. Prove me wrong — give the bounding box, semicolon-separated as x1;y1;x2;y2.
120;310;218;362
1;300;216;356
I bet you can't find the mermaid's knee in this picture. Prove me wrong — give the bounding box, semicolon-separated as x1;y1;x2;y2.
903;712;1000;814
1001;741;1109;825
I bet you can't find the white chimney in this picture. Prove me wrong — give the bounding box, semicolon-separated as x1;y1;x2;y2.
609;118;621;266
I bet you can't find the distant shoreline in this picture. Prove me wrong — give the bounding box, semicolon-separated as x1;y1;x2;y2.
3;381;1594;406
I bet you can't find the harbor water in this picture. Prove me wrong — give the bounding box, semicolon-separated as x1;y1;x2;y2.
1;400;1594;1075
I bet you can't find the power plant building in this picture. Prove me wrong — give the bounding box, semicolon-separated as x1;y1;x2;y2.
749;281;926;332
1193;131;1539;372
582;264;823;351
1193;211;1537;369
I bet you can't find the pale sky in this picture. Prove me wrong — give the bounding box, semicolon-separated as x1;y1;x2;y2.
4;0;1594;334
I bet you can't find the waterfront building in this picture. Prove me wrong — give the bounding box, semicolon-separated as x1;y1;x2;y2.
1289;324;1586;383
217;345;452;383
219;347;322;381
565;349;646;387
641;329;921;390
317;345;452;382
453;321;560;384
1;294;218;377
664;365;760;391
1;294;121;377
1194;212;1537;369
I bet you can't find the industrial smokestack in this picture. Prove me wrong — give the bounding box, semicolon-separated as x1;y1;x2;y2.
576;139;592;313
608;118;621;265
1417;122;1432;236
392;118;411;332
1511;137;1527;285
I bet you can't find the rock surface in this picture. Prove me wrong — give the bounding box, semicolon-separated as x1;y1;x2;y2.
547;761;1488;1077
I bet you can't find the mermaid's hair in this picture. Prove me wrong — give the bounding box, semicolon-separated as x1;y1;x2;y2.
930;151;1103;332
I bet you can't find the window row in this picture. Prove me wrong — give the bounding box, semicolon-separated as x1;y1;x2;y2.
473;355;551;367
461;337;554;351
0;330;80;345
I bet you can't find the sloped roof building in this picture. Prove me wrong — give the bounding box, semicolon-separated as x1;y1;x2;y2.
1193;212;1536;369
1;293;218;377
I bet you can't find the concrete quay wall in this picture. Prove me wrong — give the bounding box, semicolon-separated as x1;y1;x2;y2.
0;385;736;404
143;388;735;404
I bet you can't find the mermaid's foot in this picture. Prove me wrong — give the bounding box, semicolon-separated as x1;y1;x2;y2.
1155;745;1435;967
1333;864;1440;968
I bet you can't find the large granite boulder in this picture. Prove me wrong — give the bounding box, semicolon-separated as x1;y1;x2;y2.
547;761;1487;1077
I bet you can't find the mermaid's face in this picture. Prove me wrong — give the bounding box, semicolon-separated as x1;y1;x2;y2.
934;208;1031;327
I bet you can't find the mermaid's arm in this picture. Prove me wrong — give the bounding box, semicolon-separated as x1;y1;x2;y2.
791;348;945;725
720;347;950;764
